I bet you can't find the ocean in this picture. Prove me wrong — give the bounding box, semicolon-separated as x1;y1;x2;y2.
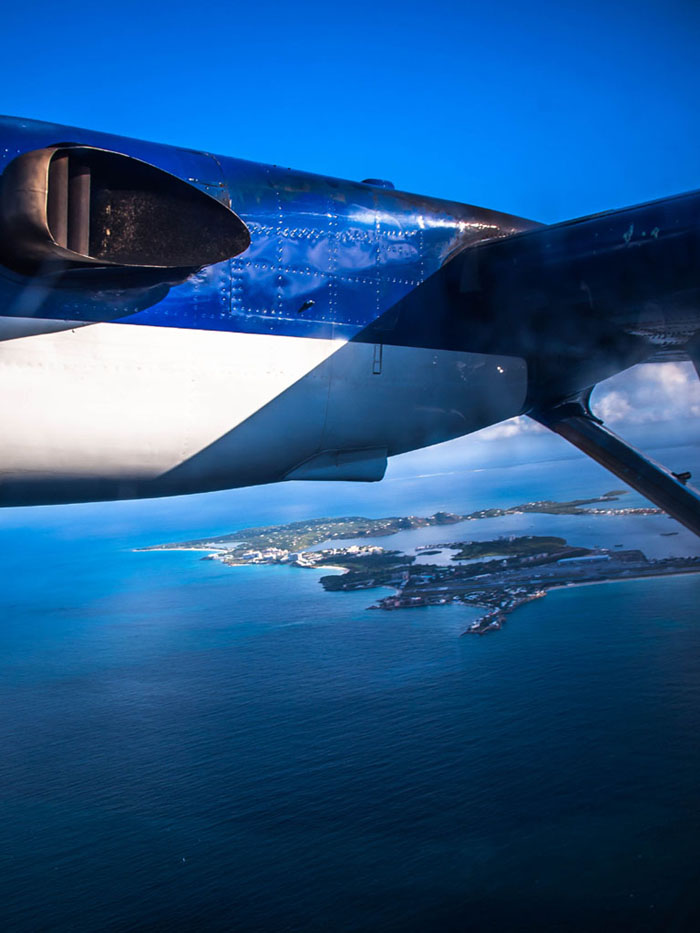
1;442;700;931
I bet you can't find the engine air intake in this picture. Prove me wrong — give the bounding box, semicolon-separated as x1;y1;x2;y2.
0;145;250;275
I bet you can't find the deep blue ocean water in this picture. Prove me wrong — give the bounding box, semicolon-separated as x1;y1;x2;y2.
2;444;700;931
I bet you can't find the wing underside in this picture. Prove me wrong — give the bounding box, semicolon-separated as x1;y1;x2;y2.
356;189;700;534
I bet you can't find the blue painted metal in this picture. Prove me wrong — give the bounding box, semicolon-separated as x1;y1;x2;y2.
0;115;535;341
1;114;698;391
2;116;700;528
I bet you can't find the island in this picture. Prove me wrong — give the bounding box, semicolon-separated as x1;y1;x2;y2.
138;491;700;635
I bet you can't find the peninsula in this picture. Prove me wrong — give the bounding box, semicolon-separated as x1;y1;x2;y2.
138;491;699;635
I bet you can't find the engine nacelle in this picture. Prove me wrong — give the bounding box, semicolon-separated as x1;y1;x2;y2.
0;144;250;279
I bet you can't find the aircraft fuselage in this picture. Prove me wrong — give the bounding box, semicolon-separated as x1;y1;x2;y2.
0;116;697;508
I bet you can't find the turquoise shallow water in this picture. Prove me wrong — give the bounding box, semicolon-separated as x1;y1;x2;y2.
1;450;700;931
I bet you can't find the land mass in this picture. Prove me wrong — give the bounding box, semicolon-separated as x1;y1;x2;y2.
138;491;699;635
139;490;653;556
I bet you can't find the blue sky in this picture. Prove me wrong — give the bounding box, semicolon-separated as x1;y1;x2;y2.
2;0;699;470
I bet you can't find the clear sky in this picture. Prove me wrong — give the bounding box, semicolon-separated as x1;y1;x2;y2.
2;0;699;464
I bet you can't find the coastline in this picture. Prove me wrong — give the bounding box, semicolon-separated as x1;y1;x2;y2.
134;499;700;636
135;546;226;553
548;568;700;593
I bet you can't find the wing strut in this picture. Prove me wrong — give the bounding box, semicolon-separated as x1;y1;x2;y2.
531;392;700;537
687;336;700;380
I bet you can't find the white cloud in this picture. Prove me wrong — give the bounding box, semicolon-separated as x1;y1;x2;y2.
477;415;547;440
595;390;633;423
592;362;700;426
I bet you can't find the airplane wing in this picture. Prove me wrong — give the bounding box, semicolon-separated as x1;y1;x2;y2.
0;117;698;531
355;189;700;535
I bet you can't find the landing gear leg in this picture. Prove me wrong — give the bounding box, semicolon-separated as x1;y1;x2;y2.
531;391;700;537
687;335;700;381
